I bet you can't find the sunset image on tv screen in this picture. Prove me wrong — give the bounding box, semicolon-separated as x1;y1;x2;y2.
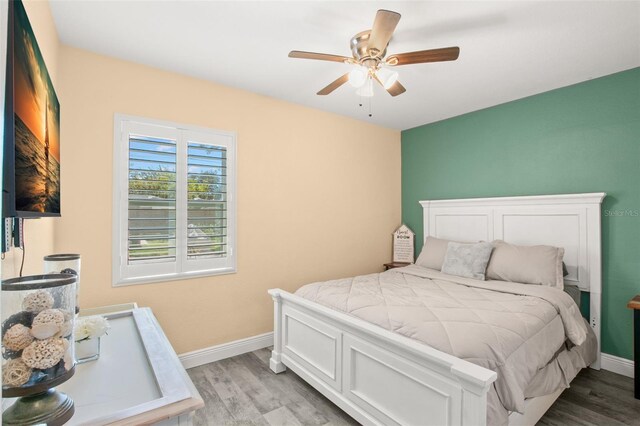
13;0;60;215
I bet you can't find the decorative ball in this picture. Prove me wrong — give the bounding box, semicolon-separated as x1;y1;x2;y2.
2;311;35;337
39;359;66;378
30;309;67;340
57;321;73;338
2;358;32;387
61;268;77;276
30;323;60;340
21;337;66;369
33;309;65;328
2;324;34;351
22;291;55;313
56;310;74;338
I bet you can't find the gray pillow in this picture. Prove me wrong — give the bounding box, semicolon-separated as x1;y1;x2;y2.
441;242;494;280
486;240;565;289
416;237;461;271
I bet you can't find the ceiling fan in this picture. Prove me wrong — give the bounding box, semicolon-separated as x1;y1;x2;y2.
289;9;460;97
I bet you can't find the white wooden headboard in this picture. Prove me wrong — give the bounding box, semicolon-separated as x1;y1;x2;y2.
419;193;606;368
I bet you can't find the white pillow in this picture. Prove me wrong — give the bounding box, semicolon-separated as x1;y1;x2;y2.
441;242;494;280
486;240;565;289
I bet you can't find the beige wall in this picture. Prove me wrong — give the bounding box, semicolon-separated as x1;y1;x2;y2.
2;0;59;279
56;46;401;353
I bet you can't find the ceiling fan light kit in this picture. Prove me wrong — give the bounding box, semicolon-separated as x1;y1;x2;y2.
375;67;399;89
288;9;460;100
348;67;368;88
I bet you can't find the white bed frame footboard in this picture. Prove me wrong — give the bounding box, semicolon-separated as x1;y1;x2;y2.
269;193;606;426
268;289;497;426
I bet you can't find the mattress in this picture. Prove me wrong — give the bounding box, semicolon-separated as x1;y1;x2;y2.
295;264;596;425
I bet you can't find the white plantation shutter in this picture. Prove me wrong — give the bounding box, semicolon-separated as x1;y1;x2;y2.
186;142;227;259
128;135;177;264
114;116;236;285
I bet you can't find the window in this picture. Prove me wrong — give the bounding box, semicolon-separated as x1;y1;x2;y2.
113;115;236;285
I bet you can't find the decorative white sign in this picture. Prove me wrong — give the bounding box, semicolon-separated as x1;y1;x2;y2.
393;224;415;263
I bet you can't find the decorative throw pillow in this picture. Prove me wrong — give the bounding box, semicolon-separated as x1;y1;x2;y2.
416;237;458;271
485;240;565;289
440;242;494;280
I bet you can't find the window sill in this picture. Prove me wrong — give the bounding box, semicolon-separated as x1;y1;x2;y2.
112;267;237;287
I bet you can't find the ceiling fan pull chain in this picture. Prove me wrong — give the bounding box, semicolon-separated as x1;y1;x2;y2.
368;96;372;118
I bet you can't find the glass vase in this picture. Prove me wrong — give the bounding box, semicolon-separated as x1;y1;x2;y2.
1;273;77;425
44;254;81;315
75;337;100;363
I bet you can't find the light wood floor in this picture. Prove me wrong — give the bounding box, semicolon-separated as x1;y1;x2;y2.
188;348;640;425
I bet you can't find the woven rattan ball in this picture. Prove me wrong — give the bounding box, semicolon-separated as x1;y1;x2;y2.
2;324;34;351
33;309;65;328
2;358;32;387
21;338;66;369
22;291;54;313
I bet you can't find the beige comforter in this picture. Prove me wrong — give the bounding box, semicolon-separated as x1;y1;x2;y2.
295;265;594;424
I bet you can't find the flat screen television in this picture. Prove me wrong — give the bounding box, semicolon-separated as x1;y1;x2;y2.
3;0;61;218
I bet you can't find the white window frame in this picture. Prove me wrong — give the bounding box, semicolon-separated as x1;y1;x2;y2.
112;114;237;286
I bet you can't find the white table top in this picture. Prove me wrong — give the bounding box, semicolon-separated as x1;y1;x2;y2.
60;314;162;424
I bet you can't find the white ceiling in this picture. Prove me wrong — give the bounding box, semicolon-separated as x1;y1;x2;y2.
50;1;640;130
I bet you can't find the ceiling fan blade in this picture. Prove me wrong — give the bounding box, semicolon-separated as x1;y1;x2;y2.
386;47;460;66
386;80;406;97
317;73;350;95
373;74;406;97
368;10;401;57
289;50;351;63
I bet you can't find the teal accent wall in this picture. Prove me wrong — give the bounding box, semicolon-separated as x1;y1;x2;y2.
401;67;640;359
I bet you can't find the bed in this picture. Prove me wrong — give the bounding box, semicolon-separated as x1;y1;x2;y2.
268;193;606;425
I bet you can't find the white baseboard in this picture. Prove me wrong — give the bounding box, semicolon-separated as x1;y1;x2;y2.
179;332;274;369
601;352;634;378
